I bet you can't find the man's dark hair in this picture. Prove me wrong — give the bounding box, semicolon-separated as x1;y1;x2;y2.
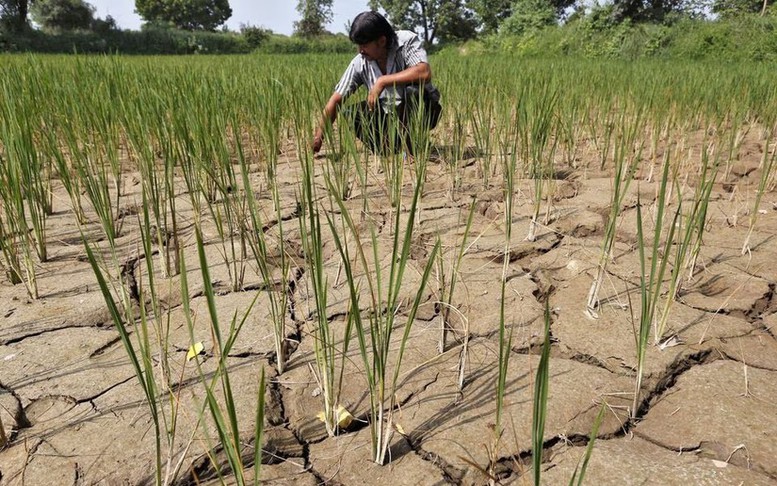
349;11;397;49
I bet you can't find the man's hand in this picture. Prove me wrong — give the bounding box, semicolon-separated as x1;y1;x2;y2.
367;78;385;110
312;131;323;153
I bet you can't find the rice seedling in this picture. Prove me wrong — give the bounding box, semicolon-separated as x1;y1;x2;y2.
44;127;87;224
686;142;720;280
489;101;518;483
298;140;357;437
521;86;559;242
0;150;38;298
122;93;181;278
741;126;776;255
68;127;123;245
236;119;291;375
567;404;606;486
178;228;264;485
435;199;476;355
470;94;495;188
326;148;439;464
83;237;165;484
531;302;552;486
633;154;680;418
585;106;646;319
444;110;467;198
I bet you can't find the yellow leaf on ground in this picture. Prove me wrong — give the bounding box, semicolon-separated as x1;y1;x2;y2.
316;405;354;429
187;342;205;361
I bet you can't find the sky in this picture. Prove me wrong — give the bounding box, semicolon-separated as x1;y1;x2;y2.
89;0;371;35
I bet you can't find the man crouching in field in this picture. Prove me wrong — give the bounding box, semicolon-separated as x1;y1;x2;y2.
312;11;442;157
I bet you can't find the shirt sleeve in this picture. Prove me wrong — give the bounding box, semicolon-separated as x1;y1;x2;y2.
401;33;428;67
334;57;363;98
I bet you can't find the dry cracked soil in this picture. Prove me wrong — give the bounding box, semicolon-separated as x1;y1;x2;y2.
1;136;776;486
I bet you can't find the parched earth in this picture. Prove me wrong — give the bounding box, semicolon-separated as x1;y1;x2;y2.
1;138;776;485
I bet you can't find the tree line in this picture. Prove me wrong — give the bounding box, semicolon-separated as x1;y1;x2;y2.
1;0;774;46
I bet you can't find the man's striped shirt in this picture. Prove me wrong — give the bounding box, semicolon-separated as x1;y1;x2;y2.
334;30;440;114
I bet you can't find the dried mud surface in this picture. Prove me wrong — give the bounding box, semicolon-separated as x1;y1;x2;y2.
1;136;776;485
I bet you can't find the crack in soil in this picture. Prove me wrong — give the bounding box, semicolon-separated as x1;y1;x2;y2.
120;255;142;305
2;323;110;346
630;432;777;482
0;380;31;440
77;375;135;407
88;334;124;358
560;351;619;374
405;435;465;485
718;351;777;371
633;348;718;423
745;283;775;323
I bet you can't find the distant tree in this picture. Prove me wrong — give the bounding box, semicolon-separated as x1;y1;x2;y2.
500;0;556;35
241;23;272;47
91;13;116;33
31;0;93;31
611;0;691;22
436;0;479;43
469;0;513;34
135;0;232;31
368;0;476;46
713;0;773;16
0;0;30;31
293;0;333;37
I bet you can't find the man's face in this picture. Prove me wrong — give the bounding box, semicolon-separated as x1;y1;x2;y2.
358;36;387;61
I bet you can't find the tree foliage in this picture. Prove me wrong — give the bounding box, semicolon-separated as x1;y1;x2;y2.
135;0;232;31
611;0;693;22
0;0;30;31
294;0;333;37
500;0;556;35
31;0;94;32
368;0;476;46
469;0;513;34
713;0;773;16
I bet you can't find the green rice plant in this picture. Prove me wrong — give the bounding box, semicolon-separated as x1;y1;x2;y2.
255;79;285;190
83;239;165;484
0;199;24;287
63;117;122;245
633;154;680;418
44;127;87;224
654;144;720;343
0;153;37;298
445;110;467;198
686;142;720;280
741;127;776;255
567;405;606;486
297;147;357;437
470;94;495;188
122;94;180;278
520;85;558;242
12;121;49;263
531;302;552;486
178;228;264;485
489;104;518;482
326;149;439;464
237;125;290;375
189;119;250;293
138;199;176;393
559;95;587;169
435;199;476;355
585;107;646;319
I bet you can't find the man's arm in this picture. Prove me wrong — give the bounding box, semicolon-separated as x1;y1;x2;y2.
313;92;344;153
367;62;431;109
